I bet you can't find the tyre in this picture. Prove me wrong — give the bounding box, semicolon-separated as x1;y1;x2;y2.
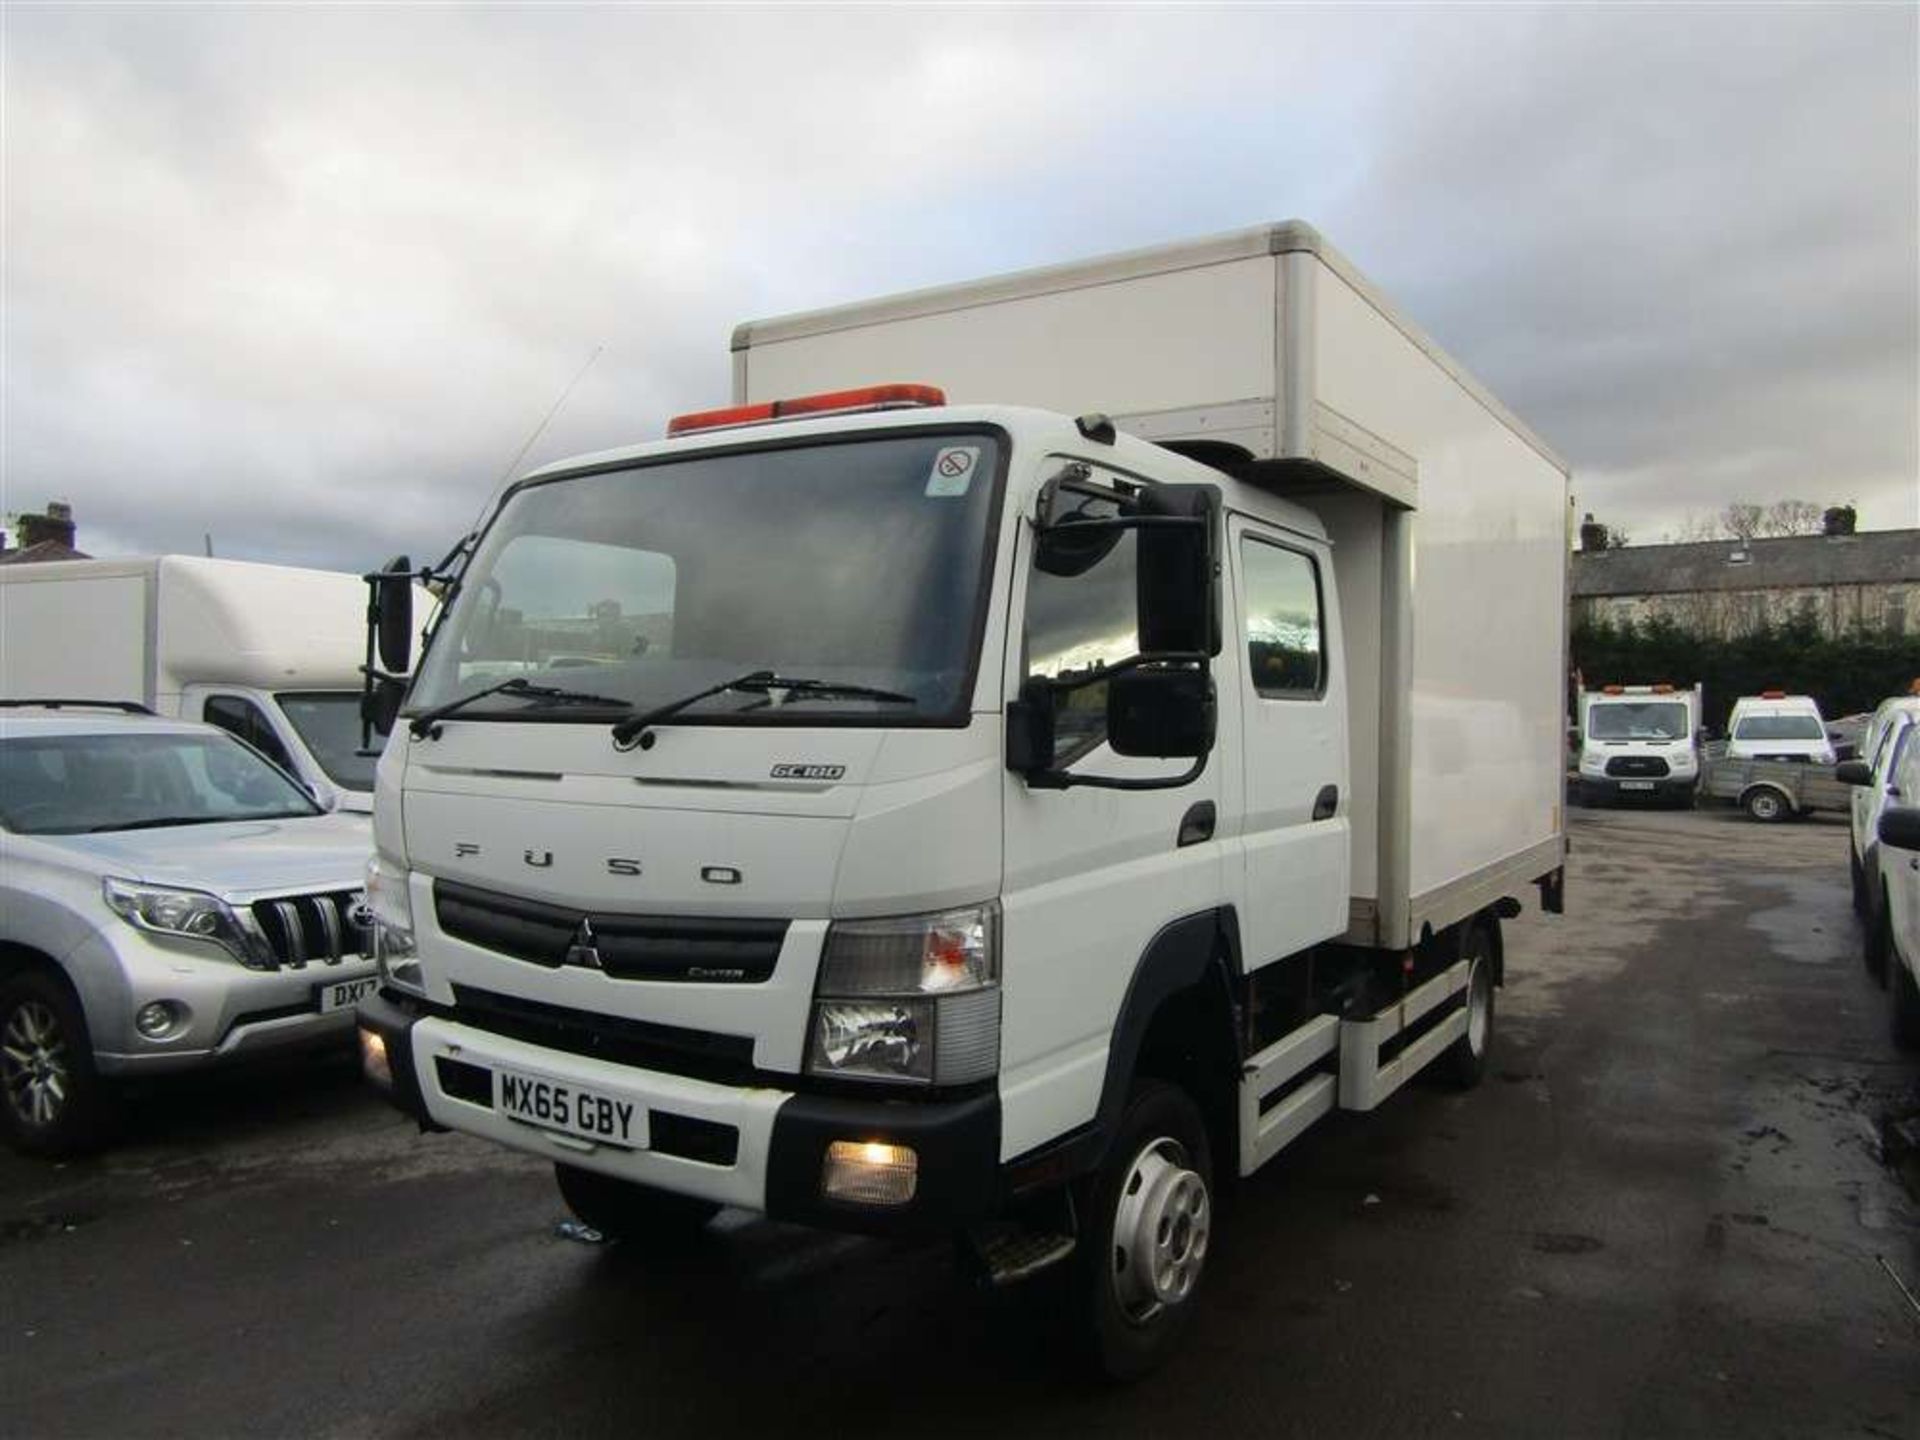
1436;921;1496;1089
554;1162;720;1243
1850;847;1867;918
1072;1080;1215;1382
1744;788;1789;823
0;968;113;1157
1865;891;1892;988
1892;952;1920;1052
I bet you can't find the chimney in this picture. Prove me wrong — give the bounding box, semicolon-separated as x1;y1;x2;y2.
1822;505;1857;537
1579;512;1610;553
16;500;76;551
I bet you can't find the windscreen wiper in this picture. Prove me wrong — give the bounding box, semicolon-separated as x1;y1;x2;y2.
409;677;631;739
611;672;916;750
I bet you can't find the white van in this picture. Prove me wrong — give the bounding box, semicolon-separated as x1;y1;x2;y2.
1725;693;1834;766
1575;684;1701;807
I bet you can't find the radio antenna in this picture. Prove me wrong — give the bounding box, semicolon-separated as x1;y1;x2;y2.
467;343;605;532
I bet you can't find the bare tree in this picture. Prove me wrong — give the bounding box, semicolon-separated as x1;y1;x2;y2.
1722;503;1764;543
1756;499;1824;537
1664;511;1728;543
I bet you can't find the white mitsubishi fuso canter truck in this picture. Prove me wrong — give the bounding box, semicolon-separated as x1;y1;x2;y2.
356;222;1570;1378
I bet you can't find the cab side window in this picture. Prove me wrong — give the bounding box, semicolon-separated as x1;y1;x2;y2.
1241;537;1326;699
203;696;297;775
1022;476;1139;762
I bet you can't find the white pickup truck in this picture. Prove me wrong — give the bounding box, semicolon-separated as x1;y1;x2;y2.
355;223;1568;1376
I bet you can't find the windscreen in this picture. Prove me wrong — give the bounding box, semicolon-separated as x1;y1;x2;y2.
1586;701;1689;741
409;432;1002;725
277;692;377;790
1734;714;1825;741
0;732;321;834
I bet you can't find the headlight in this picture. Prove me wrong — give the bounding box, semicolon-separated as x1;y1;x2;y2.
365;854;425;995
1579;754;1606;775
806;902;1000;1086
103;878;267;967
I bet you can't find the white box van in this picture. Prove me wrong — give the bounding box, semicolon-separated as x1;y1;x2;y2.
0;556;417;814
1726;692;1834;766
357;222;1568;1376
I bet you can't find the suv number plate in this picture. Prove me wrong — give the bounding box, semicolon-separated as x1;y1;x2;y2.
316;977;380;1014
1619;780;1655;791
496;1067;645;1148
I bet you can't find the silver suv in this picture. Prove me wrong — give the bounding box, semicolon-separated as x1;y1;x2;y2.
0;704;378;1154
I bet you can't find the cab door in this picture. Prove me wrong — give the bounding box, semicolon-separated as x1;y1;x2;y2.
1230;518;1349;970
997;457;1228;1160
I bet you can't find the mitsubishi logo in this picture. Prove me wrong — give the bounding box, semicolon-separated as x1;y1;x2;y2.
565;918;604;970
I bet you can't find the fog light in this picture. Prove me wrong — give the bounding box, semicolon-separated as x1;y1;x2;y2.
822;1140;918;1206
135;1001;184;1039
359;1027;392;1090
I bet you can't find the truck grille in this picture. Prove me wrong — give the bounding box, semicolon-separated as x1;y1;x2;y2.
433;880;788;984
447;983;758;1086
247;891;370;969
1605;756;1671;778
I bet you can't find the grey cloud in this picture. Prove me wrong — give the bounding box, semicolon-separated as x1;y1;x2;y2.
3;5;1914;573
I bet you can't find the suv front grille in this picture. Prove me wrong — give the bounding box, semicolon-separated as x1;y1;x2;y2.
1605;756;1671;777
447;984;758;1086
434;880;788;984
248;891;369;969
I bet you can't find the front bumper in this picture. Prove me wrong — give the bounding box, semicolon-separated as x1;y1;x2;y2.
74;926;377;1075
1581;775;1696;803
358;991;1001;1237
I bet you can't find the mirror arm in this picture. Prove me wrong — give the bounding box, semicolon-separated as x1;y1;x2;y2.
1045;652;1210;694
1024;753;1210;793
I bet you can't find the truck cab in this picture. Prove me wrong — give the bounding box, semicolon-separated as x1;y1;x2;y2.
1575;684;1700;807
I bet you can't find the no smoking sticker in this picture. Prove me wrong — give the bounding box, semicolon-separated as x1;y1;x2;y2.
926;446;979;497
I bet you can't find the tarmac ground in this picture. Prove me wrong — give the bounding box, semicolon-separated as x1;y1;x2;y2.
2;806;1917;1438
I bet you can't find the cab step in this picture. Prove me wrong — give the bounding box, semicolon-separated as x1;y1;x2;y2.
967;1221;1076;1287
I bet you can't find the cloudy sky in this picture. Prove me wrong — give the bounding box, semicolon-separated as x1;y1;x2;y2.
5;4;1916;568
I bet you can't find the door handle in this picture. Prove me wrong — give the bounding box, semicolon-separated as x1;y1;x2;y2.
1177;801;1216;848
1312;785;1339;821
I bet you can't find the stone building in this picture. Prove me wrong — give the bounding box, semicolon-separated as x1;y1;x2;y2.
0;501;89;565
1572;527;1920;640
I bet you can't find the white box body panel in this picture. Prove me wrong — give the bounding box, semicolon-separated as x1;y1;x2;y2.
742;253;1279;424
735;223;1569;948
0;556;371;710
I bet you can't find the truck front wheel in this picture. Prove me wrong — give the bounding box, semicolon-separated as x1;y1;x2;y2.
554;1163;720;1244
1074;1080;1215;1382
1744;788;1789;823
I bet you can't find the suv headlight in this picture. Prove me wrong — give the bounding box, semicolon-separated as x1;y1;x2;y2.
806;902;1000;1086
103;878;268;968
365;854;425;995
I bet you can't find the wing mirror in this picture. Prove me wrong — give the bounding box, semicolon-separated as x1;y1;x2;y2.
1107;668;1215;758
1836;760;1873;786
1135;483;1221;658
1878;805;1920;851
375;556;415;675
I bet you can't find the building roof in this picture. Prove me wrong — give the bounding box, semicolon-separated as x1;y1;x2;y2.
1573;529;1920;599
0;541;91;566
